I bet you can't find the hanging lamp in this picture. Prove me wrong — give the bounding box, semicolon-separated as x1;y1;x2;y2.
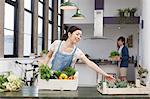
60;0;77;10
72;8;85;19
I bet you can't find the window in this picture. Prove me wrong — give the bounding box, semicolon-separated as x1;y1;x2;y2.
24;0;32;56
57;0;63;40
24;11;32;56
49;0;52;8
3;0;62;57
49;9;52;21
38;0;44;55
58;0;61;14
24;0;31;11
4;0;16;56
38;1;43;17
48;23;52;49
38;18;43;55
48;0;53;49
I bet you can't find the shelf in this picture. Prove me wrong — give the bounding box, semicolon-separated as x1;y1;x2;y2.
104;16;140;24
95;0;104;10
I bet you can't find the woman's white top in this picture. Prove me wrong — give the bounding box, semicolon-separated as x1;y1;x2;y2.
118;45;124;56
48;40;85;67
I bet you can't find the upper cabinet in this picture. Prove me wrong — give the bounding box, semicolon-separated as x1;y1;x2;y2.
95;0;104;10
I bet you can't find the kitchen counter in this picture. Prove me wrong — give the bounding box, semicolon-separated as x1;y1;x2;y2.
0;86;150;99
77;61;117;66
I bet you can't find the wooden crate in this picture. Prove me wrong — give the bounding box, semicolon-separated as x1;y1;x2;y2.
97;82;150;95
38;72;79;90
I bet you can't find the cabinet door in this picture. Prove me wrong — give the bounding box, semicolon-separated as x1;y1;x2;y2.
75;64;97;86
127;64;135;81
95;0;104;10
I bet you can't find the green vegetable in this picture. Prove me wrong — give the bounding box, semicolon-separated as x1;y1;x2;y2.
0;73;23;92
98;78;128;88
98;81;105;89
0;75;7;89
109;51;119;58
115;79;127;88
39;64;51;81
62;67;76;77
107;81;116;88
137;65;148;86
53;70;61;78
39;65;76;80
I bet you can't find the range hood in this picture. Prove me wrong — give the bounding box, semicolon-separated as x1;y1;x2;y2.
86;10;109;39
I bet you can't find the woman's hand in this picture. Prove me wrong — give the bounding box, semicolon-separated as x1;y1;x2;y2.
105;74;115;81
116;56;121;61
37;58;45;65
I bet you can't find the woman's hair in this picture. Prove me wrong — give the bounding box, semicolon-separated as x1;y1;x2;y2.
117;36;126;45
62;26;82;41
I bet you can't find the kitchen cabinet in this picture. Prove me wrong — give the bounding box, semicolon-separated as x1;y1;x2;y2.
95;0;104;10
97;64;118;82
98;64;136;82
75;63;118;86
127;63;136;81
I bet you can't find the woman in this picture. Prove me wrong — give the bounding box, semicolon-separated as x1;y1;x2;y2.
117;36;129;80
42;26;114;80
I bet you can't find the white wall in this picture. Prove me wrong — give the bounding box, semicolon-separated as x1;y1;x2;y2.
138;0;150;84
104;0;140;16
64;0;140;59
64;0;94;24
64;0;140;24
69;24;139;59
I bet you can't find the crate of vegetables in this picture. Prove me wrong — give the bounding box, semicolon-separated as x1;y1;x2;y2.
38;64;78;90
97;79;149;94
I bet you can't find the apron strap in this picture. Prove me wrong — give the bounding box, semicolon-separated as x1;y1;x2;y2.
70;47;77;68
57;41;62;52
72;47;77;55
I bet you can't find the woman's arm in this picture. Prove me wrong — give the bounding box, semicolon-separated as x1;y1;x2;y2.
38;40;57;65
121;47;129;61
80;54;112;78
43;50;53;65
38;50;53;65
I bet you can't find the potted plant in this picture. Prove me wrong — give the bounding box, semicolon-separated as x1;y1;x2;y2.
130;8;137;17
118;9;124;17
136;65;148;86
124;8;130;17
109;51;120;61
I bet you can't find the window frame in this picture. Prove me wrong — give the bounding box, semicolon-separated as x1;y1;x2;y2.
48;0;54;49
4;0;18;58
4;0;63;57
24;0;33;57
57;0;63;40
37;0;45;55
